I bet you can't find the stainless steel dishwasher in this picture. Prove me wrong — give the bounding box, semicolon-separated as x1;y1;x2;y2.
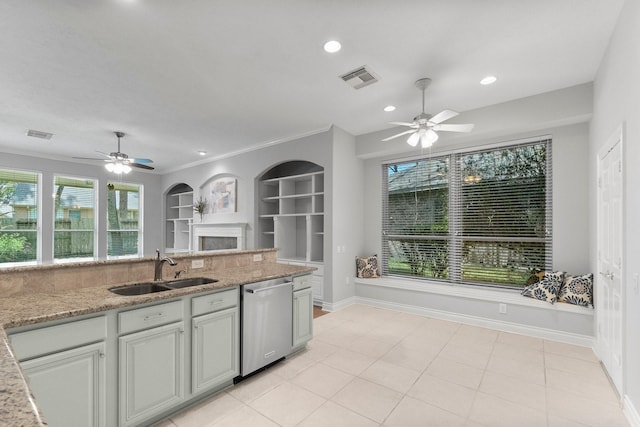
240;277;293;377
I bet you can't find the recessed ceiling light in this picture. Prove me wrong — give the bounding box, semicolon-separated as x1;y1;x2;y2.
384;105;396;112
480;75;497;85
323;40;341;53
198;150;207;156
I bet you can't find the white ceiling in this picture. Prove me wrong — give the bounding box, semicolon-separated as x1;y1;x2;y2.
0;1;624;173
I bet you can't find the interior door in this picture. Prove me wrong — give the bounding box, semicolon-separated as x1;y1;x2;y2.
596;128;623;394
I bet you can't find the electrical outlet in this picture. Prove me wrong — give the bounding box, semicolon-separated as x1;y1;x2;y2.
253;253;263;262
499;303;507;314
191;259;204;269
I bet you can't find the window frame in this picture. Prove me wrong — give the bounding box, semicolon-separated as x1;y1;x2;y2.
106;181;143;259
52;174;98;263
0;168;42;267
381;136;552;289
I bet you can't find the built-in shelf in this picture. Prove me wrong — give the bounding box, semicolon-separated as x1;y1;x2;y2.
165;185;193;252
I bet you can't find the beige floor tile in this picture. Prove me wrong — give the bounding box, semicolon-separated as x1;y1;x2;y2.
497;331;544;351
298;400;379;427
227;371;284;403
314;327;363;348
331;377;403;423
546;367;620;406
452;324;499;346
479;370;546;410
249;381;326;427
546;386;628;426
360;358;421;393
152;419;177;427
545;352;610;381
380;342;440;372
347;334;397;359
291;362;355;398
210;405;279;427
544;340;599;362
169;392;243;427
485;354;546;385
323;347;377;375
271;352;317;380
304;339;340;362
439;341;493;370
468;392;547;427
491;342;545;366
426;356;485;389
384;395;466;427
407;373;477;417
547;414;593;427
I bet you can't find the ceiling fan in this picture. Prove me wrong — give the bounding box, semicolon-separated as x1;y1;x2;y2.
383;78;474;148
74;131;154;173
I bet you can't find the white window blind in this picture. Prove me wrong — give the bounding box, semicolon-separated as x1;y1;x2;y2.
0;169;39;264
53;176;96;260
382;138;552;288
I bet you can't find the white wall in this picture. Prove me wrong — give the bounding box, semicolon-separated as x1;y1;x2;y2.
329;126;364;305
0;152;163;260
590;0;640;415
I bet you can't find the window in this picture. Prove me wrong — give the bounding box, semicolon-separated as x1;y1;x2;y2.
382;138;551;288
53;176;96;261
107;182;142;257
0;169;40;265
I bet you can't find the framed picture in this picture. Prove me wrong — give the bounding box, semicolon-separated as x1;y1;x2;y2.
209;178;237;213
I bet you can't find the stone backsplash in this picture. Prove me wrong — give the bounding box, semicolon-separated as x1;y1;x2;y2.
0;249;278;297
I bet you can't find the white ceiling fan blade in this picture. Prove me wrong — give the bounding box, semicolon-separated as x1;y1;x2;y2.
382;129;417;141
429;109;459;124
388;121;419;128
432;123;475;132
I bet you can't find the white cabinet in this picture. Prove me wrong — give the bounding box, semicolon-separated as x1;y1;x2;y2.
191;289;239;394
8;316;107;427
292;275;313;352
118;301;185;426
21;342;106;427
166;186;193;252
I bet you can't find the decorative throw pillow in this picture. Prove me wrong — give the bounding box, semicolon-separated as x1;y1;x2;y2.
356;255;379;278
521;271;565;304
525;268;545;285
558;273;594;307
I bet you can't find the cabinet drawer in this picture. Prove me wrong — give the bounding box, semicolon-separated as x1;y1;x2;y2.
9;316;107;361
119;300;183;335
192;288;238;316
293;274;312;291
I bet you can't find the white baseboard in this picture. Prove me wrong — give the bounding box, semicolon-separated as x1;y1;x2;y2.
625;395;640;427
321;296;356;312
353;296;593;347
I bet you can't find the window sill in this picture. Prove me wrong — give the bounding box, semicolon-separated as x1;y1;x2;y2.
353;276;593;316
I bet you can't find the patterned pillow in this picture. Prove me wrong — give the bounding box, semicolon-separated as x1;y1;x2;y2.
356;255;379;278
521;271;565;304
558;273;593;307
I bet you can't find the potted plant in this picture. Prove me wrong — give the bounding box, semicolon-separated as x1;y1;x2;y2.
193;197;207;222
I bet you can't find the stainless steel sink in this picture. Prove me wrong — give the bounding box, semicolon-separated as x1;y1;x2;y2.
109;283;172;296
108;277;217;295
165;277;218;289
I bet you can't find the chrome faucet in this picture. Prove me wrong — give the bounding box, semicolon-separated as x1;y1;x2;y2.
154;249;178;281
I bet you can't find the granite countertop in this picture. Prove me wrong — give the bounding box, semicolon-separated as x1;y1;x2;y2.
0;262;314;427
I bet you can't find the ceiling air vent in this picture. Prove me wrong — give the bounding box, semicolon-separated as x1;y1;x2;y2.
26;129;53;140
340;66;379;89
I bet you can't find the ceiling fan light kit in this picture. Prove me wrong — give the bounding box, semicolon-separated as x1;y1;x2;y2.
383;77;474;148
73;131;154;174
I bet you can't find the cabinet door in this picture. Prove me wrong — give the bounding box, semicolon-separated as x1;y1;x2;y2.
119;322;184;427
292;288;313;350
21;342;106;427
192;307;239;394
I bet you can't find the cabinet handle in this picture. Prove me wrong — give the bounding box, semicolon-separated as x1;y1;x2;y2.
143;312;165;322
209;299;223;306
99;352;105;359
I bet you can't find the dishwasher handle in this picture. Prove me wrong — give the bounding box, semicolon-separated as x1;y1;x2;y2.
245;281;292;294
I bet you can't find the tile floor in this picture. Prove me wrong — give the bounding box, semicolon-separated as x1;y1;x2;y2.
155;304;628;426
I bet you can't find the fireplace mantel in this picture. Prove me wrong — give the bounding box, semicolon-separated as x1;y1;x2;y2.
192;222;247;252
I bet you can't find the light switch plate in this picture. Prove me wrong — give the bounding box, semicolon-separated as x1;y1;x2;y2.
191;259;204;269
253;254;263;262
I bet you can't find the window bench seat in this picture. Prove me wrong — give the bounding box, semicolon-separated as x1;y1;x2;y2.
353;276;594;347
